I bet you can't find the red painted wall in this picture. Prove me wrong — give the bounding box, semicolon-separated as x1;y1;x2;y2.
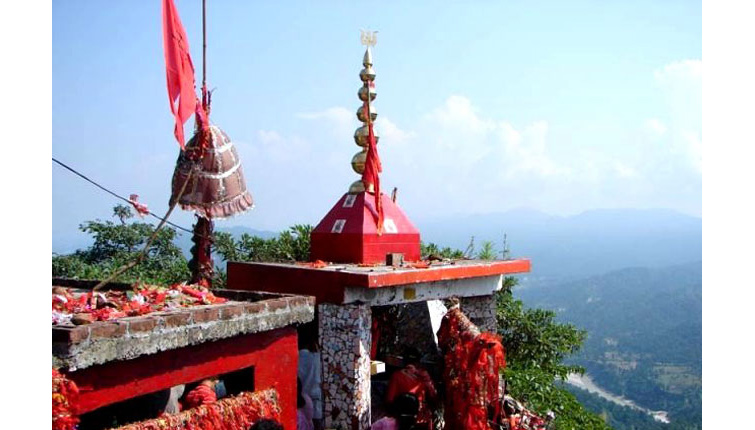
311;192;421;264
69;327;298;429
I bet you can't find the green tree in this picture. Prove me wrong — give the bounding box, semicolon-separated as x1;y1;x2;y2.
212;224;314;284
52;206;190;285
420;242;465;259
213;224;313;264
497;276;611;430
477;240;496;260
112;204;133;225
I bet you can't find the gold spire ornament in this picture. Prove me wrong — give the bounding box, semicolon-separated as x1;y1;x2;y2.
349;30;379;194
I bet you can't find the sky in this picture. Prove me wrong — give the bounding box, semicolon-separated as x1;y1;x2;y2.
52;0;701;250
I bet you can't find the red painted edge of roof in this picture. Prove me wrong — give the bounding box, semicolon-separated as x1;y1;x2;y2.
364;259;531;288
227;259;531;292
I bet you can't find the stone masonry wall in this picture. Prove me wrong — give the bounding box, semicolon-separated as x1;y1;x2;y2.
319;303;372;430
461;294;498;333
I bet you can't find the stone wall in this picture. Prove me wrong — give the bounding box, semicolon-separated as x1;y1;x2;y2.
461;294;498;333
319;303;372;430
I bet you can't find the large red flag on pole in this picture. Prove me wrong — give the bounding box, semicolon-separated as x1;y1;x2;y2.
162;0;198;149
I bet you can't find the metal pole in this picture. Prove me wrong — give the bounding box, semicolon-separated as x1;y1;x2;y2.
201;0;207;107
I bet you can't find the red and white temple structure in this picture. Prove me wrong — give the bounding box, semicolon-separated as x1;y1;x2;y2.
52;12;533;428
227;35;531;430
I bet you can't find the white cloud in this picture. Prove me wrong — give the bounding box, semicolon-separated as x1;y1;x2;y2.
297;107;354;140
653;59;702;174
654;60;701;85
645;118;668;137
375;117;414;144
614;162;639;179
241;60;703;227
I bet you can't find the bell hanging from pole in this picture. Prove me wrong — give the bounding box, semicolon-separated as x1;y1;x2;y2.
171;124;254;285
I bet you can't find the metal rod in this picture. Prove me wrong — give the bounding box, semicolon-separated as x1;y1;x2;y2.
202;0;207;106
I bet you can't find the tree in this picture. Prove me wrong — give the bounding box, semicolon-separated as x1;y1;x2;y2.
420;242;464;259
52;206;190;285
213;224;312;264
477;240;496;260
497;276;611;430
112;204;133;225
212;224;314;284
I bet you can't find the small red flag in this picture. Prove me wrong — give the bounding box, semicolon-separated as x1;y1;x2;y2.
162;0;198;149
361;102;384;234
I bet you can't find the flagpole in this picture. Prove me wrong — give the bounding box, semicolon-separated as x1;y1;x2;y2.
189;0;215;287
201;0;207;108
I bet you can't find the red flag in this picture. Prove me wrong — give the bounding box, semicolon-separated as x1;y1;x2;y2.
361;100;384;234
162;0;198;149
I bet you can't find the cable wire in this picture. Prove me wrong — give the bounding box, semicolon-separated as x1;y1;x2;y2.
52;157;194;235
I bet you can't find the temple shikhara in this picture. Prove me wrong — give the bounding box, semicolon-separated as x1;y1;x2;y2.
52;3;549;430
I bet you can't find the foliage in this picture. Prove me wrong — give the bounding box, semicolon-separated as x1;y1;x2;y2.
496;277;610;430
477;240;496;260
497;278;586;380
212;224;313;284
518;263;702;428
420;242;465;259
52;206;190;285
213;224;312;263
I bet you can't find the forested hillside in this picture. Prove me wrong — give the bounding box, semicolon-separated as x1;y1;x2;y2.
517;262;702;429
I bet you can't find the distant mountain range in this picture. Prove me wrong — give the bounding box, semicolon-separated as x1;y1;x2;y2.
55;208;701;280
416;208;701;279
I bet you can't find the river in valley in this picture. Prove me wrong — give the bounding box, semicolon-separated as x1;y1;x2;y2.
566;373;670;424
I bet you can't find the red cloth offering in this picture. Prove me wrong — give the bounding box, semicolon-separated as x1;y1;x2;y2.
438;306;506;430
386;365;437;429
183;383;217;409
52;369;80;430
361;93;384;233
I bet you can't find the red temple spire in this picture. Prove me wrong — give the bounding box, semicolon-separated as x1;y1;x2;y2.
310;31;421;264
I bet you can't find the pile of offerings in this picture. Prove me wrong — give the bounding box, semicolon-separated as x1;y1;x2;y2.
52;282;227;325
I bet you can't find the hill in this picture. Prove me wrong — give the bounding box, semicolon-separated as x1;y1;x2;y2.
517;262;702;429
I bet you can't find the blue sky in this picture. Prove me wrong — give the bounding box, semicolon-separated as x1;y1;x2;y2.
53;0;701;250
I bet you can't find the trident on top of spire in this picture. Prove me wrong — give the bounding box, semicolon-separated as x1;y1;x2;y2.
360;30;378;47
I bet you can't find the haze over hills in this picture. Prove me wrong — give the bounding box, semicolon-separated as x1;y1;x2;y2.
416;208;701;279
54;208;702;278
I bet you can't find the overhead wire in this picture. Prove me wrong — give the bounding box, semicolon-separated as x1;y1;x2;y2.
52;156;254;257
52;157;194;235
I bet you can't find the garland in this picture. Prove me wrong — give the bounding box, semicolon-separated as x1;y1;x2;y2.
53;368;80;430
110;388;280;430
52;282;226;325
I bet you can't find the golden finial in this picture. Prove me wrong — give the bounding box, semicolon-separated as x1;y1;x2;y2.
349;30;379;194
